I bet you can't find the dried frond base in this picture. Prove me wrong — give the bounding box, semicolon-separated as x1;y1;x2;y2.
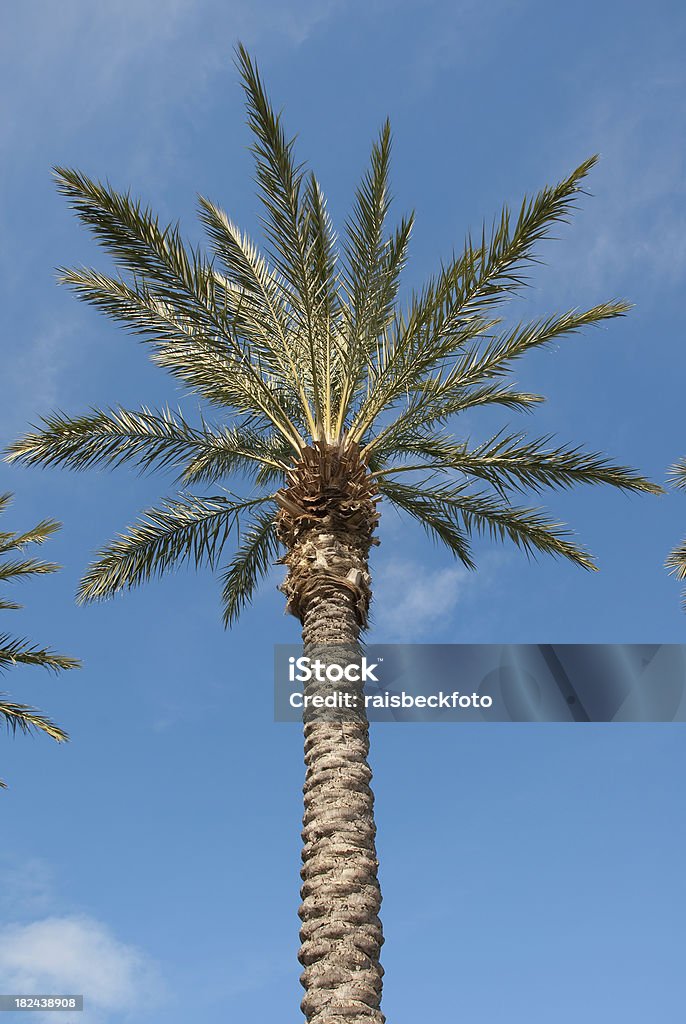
276;442;380;627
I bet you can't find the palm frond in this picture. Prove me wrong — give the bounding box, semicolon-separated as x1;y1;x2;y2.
335;124;415;431
379;479;475;568
0;635;80;673
54;166;266;362
55;265;305;448
235;44;329;434
667;459;686;609
375;431;662;496
361;301;629;457
0;500;75;665
666;540;686;580
666;537;686;610
304;172;340;323
54;165;204;287
0;558;60;583
367;385;544;462
53;167;307;446
0;496;61;555
668;458;686;491
6;408;295;495
77;492;275;602
337;217;416;436
380;478;595;570
0;520;60;554
181;427;290;486
0;500;77;788
304;172;342;433
0;695;69;743
348;157;602;442
446;302;631;390
197;196;317;433
340;119;393;333
404;154;600;340
6;406;204;475
221;507;280;625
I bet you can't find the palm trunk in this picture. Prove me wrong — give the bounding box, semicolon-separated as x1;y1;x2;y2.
298;579;385;1023
275;442;385;1022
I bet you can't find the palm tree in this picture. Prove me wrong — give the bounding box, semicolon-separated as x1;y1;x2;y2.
0;492;79;787
6;46;661;1022
666;459;686;607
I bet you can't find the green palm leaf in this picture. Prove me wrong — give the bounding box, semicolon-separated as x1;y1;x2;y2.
358;302;629;454
0;695;69;787
0;496;78;788
0;697;69;740
375;431;662;497
180;428;290;486
53;177;305;449
77;493;275;602
668;459;686;490
666;460;686;609
197;197;316;432
347;157;604;443
380;478;595;570
221;508;280;626
379;480;475;568
0;635;80;672
336;120;414;432
6;406;204;474
0;518;60;554
235;44;329;434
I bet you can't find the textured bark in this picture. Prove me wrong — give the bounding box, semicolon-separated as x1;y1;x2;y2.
276;443;385;1023
276;442;379;629
298;584;385;1024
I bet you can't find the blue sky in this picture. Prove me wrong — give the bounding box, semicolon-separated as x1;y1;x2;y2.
1;1;685;1021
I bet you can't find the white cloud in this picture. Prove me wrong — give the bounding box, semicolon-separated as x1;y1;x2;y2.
0;318;82;439
0;856;55;917
371;559;469;640
0;916;166;1023
531;63;686;303
0;0;344;159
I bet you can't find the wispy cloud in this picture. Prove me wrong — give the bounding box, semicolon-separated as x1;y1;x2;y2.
370;536;510;640
0;318;84;440
0;0;345;163
0;856;56;918
408;0;527;92
371;559;469;640
0;915;166;1023
532;61;686;304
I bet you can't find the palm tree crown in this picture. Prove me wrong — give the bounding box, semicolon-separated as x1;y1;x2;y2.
5;45;660;625
0;493;79;787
